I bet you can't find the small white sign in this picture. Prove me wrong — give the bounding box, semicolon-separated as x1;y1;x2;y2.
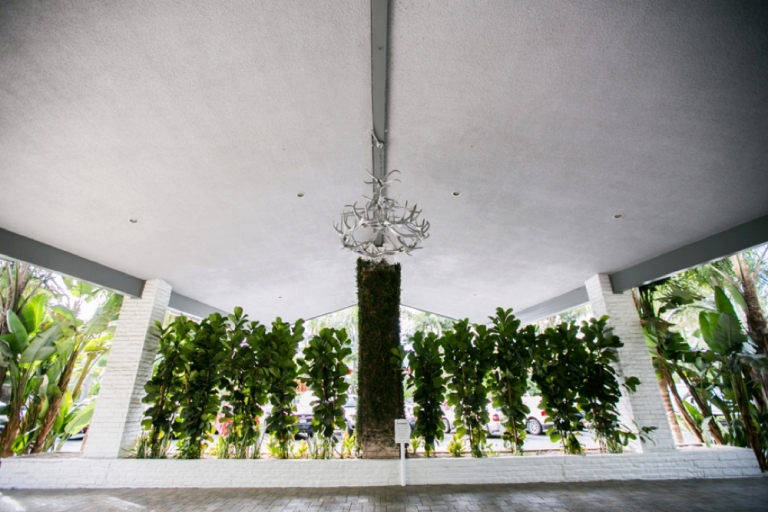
395;419;411;444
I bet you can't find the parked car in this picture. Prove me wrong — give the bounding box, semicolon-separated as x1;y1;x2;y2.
293;392;355;438
343;395;357;435
441;403;454;434
405;402;455;434
69;426;88;441
485;405;503;437
522;395;551;436
214;403;274;437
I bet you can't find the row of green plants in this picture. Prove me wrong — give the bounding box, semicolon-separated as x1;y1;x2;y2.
397;308;653;457
637;249;768;471
0;260;120;457
138;308;353;459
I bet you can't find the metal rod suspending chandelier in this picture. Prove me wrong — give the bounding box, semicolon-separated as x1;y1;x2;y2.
334;167;430;259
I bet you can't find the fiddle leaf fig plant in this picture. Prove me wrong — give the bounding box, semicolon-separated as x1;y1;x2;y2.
532;321;587;454
578;316;641;453
442;319;495;457
140;314;194;458
176;313;229;459
405;330;445;456
299;327;352;458
486;308;535;455
261;317;304;459
220;307;268;459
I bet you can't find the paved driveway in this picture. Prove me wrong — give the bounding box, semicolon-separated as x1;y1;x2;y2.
1;478;766;511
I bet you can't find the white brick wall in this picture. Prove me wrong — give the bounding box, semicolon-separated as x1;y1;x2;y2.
0;448;759;489
83;279;172;459
585;274;676;452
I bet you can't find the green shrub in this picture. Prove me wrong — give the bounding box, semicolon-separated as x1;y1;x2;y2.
442;319;495;457
176;313;229;459
447;434;465;457
219;307;268;459
531;322;587;454
261;318;304;459
485;308;536;455
299;327;352;458
405;331;445;456
140;315;194;458
578;316;637;453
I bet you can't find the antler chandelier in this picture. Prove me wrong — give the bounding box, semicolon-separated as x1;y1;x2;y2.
335;169;430;258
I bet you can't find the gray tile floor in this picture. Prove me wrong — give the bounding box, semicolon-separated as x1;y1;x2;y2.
0;478;766;512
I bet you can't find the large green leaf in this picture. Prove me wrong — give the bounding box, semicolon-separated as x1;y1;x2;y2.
698;311;722;352
714;287;738;318
64;402;95;435
20;293;47;335
713;313;747;353
7;311;29;354
20;325;61;363
0;338;14;362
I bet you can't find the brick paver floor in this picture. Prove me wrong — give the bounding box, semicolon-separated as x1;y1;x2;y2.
0;478;766;511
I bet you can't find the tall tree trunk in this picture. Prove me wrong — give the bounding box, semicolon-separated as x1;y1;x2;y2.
657;376;683;444
732;254;768;414
675;366;725;444
0;372;28;457
356;258;403;459
734;368;765;471
734;255;768;354
662;364;704;443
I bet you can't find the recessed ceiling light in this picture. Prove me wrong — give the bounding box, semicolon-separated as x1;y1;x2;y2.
129;218;138;223
278;296;282;299
452;191;461;197
613;214;624;219
297;192;305;198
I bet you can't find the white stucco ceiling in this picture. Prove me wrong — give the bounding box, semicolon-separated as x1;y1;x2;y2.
1;1;767;323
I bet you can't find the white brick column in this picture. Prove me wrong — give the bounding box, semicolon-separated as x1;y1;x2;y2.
84;279;172;459
585;274;676;452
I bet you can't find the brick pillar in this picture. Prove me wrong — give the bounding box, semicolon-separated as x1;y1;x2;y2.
585;274;676;452
84;279;172;459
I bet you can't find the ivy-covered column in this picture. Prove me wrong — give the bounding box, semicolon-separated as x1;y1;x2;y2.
356;258;403;458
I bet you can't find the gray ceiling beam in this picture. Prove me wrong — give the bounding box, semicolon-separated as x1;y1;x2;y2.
370;0;389;182
516;213;768;324
0;226;224;318
610;213;768;292
0;227;144;297
516;286;590;325
168;292;227;319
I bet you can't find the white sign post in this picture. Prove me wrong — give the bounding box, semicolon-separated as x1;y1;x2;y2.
394;419;410;487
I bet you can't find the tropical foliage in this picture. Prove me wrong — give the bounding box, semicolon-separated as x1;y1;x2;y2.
486;308;535;455
0;260;119;457
442;319;495;457
635;244;768;471
219;309;268;459
299;327;352;458
404;331;445;455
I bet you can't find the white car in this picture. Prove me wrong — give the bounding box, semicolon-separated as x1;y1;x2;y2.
485;405;503;437
405;402;455;434
343;395;357;434
522;395;551;436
